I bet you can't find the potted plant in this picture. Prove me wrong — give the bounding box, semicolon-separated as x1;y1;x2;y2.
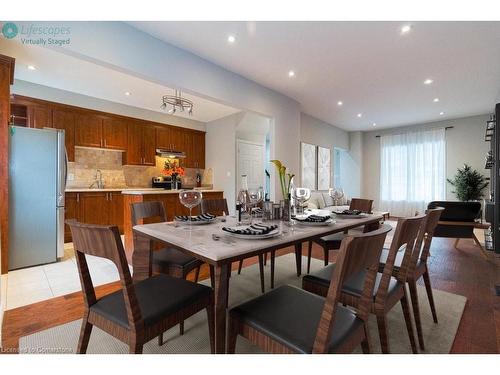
447;164;489;201
162;161;185;190
270;160;295;221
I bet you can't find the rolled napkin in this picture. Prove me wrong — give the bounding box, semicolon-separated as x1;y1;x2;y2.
292;214;330;223
175;213;216;222
333;209;362;216
222;223;278;236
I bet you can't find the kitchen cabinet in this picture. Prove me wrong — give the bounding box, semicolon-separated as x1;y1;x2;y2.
65;191;125;242
156;126;186;151
126;121;156;166
102;117;127;150
52;108;76;162
184;131;205;169
29;104;52;129
75;112;103;148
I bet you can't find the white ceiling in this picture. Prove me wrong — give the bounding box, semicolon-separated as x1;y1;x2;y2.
0;38;241;123
130;21;500;131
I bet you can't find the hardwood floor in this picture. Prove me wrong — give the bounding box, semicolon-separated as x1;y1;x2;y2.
1;236;499;353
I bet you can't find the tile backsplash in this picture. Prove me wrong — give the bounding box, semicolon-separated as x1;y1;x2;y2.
67;147;204;189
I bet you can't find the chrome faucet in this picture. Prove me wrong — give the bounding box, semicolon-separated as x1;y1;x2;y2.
89;169;104;189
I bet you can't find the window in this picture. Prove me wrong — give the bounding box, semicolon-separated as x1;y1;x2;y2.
380;128;446;217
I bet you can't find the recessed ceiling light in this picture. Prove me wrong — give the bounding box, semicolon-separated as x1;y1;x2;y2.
401;25;412;35
433;98;439;103
372;122;377;127
357;113;362;118
424;78;433;85
337;101;343;106
27;65;36;71
439;111;445;116
288;70;295;78
227;35;236;43
125;91;131;96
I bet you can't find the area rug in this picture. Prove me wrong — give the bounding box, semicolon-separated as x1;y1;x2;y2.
19;254;466;354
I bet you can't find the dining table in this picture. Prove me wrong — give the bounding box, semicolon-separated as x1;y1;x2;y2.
132;212;384;353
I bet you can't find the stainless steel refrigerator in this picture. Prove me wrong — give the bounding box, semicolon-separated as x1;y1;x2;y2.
8;126;67;270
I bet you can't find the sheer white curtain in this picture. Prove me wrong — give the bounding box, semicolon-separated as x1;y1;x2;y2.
380;128;446;217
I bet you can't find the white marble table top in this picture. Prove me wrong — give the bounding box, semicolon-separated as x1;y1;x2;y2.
133;214;384;263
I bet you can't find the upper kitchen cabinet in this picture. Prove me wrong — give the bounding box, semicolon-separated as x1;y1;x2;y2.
52;108;76;162
156;125;186;151
102;117;127;150
75;112;103;148
184;130;205;169
29;104;52;129
125;121;156;166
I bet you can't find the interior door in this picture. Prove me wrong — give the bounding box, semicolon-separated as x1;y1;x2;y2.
237;140;265;191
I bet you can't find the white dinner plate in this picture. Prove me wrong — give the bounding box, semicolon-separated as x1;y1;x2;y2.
333;213;368;219
223;227;281;240
293;218;335;226
174;217;217;225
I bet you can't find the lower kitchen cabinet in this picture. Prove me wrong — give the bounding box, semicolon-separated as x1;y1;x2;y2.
64;191;125;242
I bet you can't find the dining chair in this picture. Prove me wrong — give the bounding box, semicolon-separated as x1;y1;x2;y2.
227;224;392;354
306;198;374;273
201;198;266;294
67;220;214;354
131;201;207;343
303;214;426;354
378;207;444;350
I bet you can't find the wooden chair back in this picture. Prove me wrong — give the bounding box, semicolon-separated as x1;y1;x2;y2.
131;201;167;226
418;207;444;263
375;215;426;305
313;223;392;353
66;220;142;329
349;198;374;213
201;198;229;216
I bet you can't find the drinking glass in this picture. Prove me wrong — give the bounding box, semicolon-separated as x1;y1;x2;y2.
328;187;344;206
247;187;263;223
179;190;203;229
292;187;311;215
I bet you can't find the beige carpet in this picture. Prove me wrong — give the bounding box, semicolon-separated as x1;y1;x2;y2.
19;254;466;354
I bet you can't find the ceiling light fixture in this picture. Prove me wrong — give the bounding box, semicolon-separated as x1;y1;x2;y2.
424;78;433;85
439;111;445;116
227;35;236;43
288;70;295;78
337;101;343;106
125;91;131;96
357;113;362;118
372;123;377;127
433;98;439;103
161;89;193;116
400;25;412;35
27;65;36;71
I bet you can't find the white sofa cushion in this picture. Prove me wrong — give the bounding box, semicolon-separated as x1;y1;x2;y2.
309;191;326;209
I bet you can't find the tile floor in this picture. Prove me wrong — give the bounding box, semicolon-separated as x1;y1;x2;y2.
5;238;130;310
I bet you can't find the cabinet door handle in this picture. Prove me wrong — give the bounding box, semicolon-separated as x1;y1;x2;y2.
109;193;112;201
104;139;107;147
77;193;80;203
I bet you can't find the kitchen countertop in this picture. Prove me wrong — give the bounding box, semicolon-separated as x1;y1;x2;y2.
65;187;223;194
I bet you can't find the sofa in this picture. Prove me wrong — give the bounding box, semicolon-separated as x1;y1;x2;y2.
306;190;350;211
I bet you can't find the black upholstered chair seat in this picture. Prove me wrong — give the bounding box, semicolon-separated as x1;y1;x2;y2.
229;285;364;353
302;264;400;298
153;248;202;268
91;274;212;329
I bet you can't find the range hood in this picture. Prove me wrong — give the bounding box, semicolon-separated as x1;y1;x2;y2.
156;148;186;159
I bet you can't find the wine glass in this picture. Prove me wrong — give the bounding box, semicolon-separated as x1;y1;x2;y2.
328;187;344;206
179;190;203;229
293;187;311;216
247;187;263;223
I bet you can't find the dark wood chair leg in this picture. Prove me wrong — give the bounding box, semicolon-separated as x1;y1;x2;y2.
206;305;215;354
307;241;313;274
258;254;265;293
194;265;201;283
209;265;215;289
376;313;390;354
227;315;238;354
294;243;302;277
422;269;438;323
237;260;243;274
129;340;143;354
401;289;418;354
360;324;371;354
263;252;267;266
323;246;329;266
179;321;185;335
408;279;425;350
158;333;164;346
270;250;276;289
77;315;93;354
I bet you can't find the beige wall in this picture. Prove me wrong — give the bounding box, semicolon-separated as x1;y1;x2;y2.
362;114;491;209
